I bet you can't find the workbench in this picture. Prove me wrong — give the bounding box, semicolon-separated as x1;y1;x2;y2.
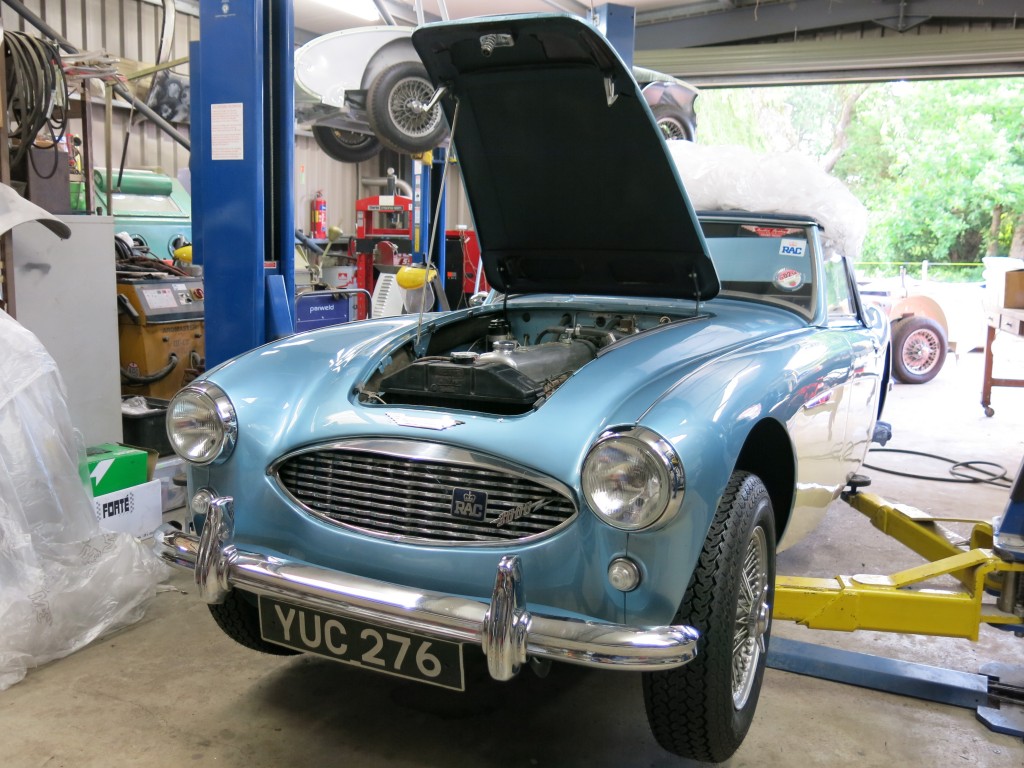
981;307;1024;417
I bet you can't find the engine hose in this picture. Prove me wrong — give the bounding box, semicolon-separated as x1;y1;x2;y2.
121;353;178;384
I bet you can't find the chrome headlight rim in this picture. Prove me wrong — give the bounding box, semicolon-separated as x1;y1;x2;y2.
582;425;685;532
166;381;237;466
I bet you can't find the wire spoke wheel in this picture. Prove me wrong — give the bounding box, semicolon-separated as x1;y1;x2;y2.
643;471;776;763
367;62;448;154
891;315;947;384
732;526;769;709
312;125;382;163
657;116;689;140
901;328;941;375
387;77;442;138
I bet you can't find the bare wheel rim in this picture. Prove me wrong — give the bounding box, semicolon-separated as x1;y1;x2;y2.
388;77;443;138
901;329;941;374
732;524;769;710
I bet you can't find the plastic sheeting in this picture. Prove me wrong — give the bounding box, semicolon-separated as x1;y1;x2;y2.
668;141;869;259
0;309;168;691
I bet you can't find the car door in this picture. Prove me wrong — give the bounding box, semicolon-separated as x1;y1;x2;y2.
823;252;883;478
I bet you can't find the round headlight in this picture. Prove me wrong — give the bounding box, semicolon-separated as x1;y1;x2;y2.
166;383;236;465
582;427;684;531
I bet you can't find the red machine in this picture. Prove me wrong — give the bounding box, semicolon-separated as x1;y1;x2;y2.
332;184;489;317
345;192;416;318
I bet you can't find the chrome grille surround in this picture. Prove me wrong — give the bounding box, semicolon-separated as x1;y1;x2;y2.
270;439;578;546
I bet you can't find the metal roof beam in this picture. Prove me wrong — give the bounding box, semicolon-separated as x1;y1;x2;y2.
636;29;1024;86
636;0;1024;49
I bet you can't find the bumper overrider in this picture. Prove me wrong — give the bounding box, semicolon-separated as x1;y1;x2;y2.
154;496;700;681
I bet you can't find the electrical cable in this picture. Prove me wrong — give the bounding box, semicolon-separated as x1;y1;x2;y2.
864;447;1012;489
4;31;69;173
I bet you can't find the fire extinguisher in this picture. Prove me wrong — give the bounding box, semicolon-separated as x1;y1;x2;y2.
311;191;327;239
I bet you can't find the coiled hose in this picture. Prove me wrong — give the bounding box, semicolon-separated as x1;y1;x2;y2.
4;31;69;174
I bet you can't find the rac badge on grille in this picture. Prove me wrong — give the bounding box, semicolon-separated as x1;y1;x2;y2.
451;488;487;520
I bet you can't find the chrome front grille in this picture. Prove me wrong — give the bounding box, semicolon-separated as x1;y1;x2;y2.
274;441;577;545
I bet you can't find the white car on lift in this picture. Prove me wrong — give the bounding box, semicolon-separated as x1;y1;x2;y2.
294;26;448;162
295;25;699;162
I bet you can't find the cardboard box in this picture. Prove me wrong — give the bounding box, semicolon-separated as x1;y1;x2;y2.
987;268;1024;310
93;479;162;537
85;443;154;497
154;455;187;513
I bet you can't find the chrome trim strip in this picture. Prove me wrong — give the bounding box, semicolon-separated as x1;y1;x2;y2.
268;438;579;547
269;438;573;497
152;503;699;678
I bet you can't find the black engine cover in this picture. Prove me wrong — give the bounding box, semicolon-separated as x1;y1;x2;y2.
380;359;543;410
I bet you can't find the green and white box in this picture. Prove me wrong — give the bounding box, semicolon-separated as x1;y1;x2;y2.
85;443;151;496
93;479;162;537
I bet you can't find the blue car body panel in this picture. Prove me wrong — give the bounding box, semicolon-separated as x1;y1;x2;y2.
189;281;882;627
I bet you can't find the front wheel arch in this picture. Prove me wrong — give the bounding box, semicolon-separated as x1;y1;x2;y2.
734;418;794;542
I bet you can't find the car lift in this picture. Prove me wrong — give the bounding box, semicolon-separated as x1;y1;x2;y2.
769;456;1024;738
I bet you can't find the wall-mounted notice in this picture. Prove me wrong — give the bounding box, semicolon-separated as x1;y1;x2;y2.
210;102;244;160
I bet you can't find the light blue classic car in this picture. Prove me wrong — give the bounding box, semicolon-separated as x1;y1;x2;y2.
156;15;890;763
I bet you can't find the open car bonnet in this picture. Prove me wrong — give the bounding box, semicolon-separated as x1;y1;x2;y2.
412;15;719;301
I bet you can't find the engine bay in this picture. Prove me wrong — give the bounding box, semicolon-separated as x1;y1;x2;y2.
360;307;695;415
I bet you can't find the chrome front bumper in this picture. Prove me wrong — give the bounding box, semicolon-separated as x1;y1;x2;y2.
154;497;699;681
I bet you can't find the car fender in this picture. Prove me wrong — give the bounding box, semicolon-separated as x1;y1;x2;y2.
889;295;949;338
361;36;420;90
294;26;413;106
621;329;868;624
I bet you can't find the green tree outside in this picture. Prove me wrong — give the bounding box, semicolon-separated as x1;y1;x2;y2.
696;79;1024;277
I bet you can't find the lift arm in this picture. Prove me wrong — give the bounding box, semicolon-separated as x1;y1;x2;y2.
775;489;1024;641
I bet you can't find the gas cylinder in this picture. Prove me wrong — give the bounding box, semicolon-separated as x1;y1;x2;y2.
311;191;327;239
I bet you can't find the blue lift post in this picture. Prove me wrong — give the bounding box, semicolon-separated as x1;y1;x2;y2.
594;4;636;69
192;0;295;368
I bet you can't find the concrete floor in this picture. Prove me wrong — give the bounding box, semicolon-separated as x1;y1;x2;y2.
3;339;1024;767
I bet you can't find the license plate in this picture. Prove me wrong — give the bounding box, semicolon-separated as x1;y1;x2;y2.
258;596;465;691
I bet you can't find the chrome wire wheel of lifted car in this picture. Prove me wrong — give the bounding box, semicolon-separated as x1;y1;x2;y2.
367;62;447;154
642;471;776;763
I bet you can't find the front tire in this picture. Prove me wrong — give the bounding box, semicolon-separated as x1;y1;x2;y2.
209;590;301;656
643;471;776;763
891;315;947;384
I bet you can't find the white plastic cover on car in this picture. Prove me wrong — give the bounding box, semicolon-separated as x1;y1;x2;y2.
0;309;168;691
668;141;868;259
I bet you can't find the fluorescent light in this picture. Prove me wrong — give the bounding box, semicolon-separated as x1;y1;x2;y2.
314;0;381;22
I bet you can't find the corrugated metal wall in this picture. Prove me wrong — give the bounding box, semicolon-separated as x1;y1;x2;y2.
1;0;470;237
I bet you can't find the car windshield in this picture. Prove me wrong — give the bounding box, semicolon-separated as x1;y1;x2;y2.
701;220;818;319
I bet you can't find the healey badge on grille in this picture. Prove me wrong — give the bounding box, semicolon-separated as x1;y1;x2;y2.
492;498;551;528
451;488;487;520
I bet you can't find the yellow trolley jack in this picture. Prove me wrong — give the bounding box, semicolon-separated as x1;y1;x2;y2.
769;460;1024;738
